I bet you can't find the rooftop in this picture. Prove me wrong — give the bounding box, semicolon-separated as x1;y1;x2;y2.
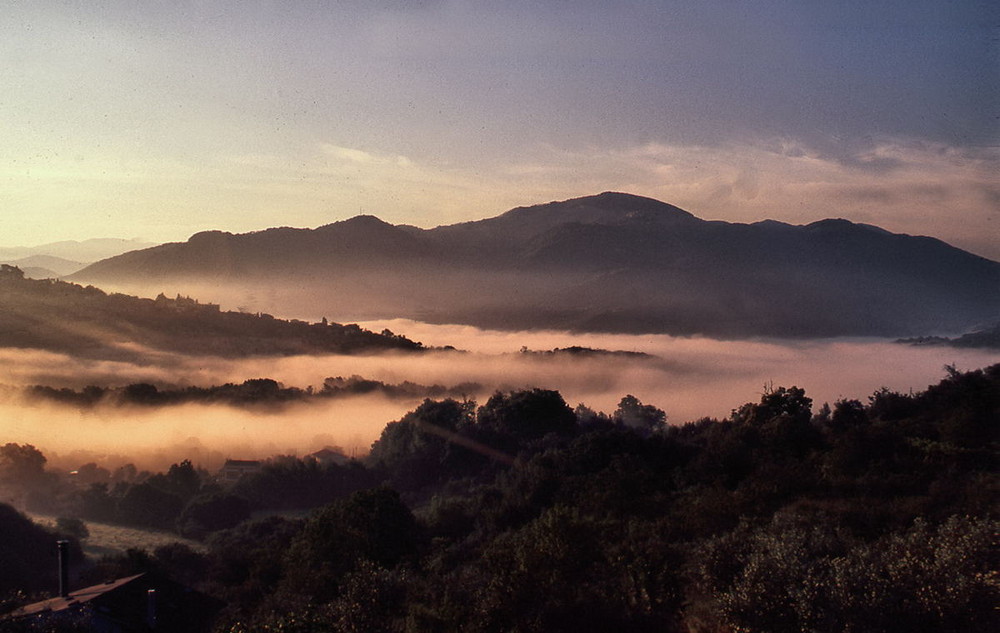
9;573;145;618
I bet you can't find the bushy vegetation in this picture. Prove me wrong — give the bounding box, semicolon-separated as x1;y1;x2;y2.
2;364;997;632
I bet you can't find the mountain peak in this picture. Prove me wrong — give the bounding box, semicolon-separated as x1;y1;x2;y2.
803;218;897;238
332;214;391;228
805;218;856;230
489;192;698;237
520;192;695;218
588;191;682;208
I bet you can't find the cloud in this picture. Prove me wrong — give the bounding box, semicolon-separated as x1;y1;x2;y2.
318;144;416;170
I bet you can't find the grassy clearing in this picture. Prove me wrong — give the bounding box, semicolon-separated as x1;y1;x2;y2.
28;512;207;558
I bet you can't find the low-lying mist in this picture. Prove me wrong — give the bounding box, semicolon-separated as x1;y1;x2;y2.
0;394;408;473
1;320;995;473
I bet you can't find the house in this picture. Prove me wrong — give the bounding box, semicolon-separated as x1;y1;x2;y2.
217;459;262;484
6;572;221;632
306;446;351;467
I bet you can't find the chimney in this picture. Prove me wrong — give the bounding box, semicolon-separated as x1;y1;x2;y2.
57;540;70;598
147;589;157;629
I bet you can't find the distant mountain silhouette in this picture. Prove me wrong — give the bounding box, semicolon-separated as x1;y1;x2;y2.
0;255;85;278
897;321;1000;349
72;192;1000;338
0;238;157;264
0;265;422;360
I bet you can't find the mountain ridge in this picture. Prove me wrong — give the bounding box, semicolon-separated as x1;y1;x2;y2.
70;193;1000;338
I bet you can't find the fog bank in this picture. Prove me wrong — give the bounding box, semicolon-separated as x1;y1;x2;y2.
1;321;995;472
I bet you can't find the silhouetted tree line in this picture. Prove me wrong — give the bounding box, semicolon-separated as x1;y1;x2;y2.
46;456;380;541
2;364;997;632
23;375;481;409
515;345;655;359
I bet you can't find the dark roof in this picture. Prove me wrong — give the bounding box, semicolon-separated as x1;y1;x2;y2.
10;573;145;617
8;572;223;632
308;447;347;459
221;459;261;467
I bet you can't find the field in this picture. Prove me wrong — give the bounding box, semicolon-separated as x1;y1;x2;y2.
28;512;206;559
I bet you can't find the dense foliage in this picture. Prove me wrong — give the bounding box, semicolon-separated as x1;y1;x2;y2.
2;364;997;632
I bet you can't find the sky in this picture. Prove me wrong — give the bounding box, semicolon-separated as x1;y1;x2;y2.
2;1;998;259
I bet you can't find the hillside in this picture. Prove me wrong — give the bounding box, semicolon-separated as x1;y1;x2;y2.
0;265;422;360
72;192;1000;338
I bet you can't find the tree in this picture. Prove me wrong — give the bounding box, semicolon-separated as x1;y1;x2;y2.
238;378;282;401
147;459;201;502
72;462;110;486
282;487;418;602
738;385;813;426
475;506;682;632
732;386;820;461
78;482;117;522
56;516;89;540
476;389;577;445
614;395;667;434
178;493;251;538
116;483;183;529
868;387;918;421
369;398;480;489
205;516;303;609
694;513;999;633
574;404;613;430
0;443;46;484
121;382;160;404
830;398;868;430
